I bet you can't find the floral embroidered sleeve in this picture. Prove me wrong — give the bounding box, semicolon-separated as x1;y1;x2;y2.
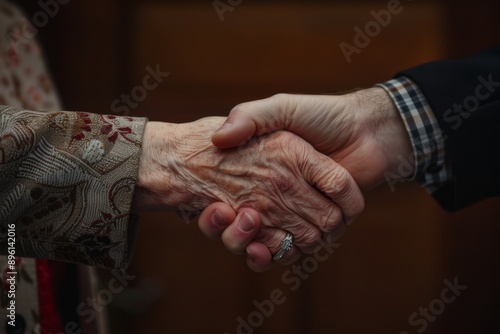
0;106;147;269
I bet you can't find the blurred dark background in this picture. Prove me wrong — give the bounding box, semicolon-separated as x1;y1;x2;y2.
14;0;500;333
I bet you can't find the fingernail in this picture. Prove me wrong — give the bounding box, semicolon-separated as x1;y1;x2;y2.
246;248;255;262
211;210;227;227
216;122;232;133
238;212;255;232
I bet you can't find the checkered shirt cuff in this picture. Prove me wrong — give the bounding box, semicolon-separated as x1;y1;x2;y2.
376;77;451;193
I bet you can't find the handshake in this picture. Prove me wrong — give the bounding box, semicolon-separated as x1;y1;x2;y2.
132;87;413;271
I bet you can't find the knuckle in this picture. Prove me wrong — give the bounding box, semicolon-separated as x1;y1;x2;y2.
269;172;294;193
326;168;365;218
320;207;343;233
271;93;289;101
266;131;298;152
294;228;321;246
276;130;295;141
326;167;352;198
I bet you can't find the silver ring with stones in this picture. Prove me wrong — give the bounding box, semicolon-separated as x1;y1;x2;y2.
272;233;294;262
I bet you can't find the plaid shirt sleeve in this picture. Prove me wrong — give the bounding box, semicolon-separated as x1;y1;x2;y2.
376;77;451;193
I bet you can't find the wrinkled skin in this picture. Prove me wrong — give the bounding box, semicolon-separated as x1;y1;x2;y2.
199;88;412;271
133;117;364;265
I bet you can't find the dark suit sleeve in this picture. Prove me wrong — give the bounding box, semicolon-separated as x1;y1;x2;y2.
397;45;500;211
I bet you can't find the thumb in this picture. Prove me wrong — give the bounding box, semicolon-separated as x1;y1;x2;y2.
211;115;257;149
212;95;288;148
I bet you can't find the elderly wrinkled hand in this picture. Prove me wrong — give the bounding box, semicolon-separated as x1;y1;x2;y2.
132;117;364;266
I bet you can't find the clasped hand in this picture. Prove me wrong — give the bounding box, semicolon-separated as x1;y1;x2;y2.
134;87;409;272
132;116;364;271
198;88;413;271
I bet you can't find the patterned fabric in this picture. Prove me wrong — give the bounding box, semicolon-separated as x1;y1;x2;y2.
0;1;146;271
0;1;147;333
377;77;451;193
0;107;146;269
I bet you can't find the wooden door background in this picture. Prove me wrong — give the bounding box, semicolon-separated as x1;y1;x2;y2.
16;0;500;333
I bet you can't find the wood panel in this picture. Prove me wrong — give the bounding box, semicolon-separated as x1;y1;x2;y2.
16;0;500;333
114;3;454;334
130;2;447;122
